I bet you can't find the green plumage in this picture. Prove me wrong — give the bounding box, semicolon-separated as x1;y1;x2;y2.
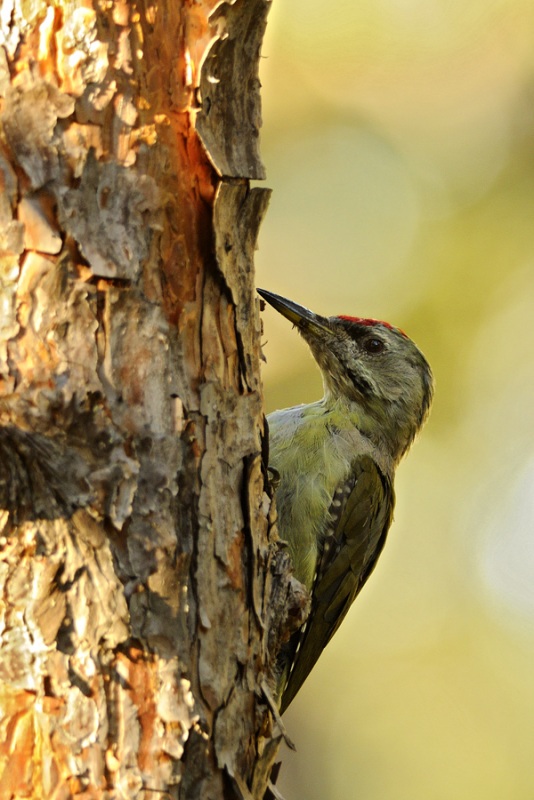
258;289;433;713
278;454;394;712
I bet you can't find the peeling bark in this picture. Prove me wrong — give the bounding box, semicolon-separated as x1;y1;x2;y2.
197;0;270;179
0;1;290;798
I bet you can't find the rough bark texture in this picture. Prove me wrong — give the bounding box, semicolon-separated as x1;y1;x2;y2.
0;0;290;797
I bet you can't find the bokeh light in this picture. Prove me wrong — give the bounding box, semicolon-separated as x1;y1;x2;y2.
256;2;534;797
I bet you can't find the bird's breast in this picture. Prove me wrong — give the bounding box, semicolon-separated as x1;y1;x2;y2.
267;403;380;589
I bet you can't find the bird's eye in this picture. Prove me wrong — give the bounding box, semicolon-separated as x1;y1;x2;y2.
363;337;385;354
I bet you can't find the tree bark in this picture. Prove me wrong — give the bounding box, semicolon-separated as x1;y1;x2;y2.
0;1;289;797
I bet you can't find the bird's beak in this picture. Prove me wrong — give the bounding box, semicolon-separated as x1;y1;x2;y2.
257;289;331;336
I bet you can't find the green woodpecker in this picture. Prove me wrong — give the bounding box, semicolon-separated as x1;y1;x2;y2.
258;289;433;713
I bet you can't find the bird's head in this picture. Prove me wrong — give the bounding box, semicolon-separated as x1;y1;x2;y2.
258;289;434;462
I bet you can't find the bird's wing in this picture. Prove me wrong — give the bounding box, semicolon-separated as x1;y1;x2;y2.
280;454;394;713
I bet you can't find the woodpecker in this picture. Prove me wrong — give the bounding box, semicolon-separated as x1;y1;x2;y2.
258;289;433;713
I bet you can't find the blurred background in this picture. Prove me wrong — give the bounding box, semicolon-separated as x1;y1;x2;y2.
255;1;534;798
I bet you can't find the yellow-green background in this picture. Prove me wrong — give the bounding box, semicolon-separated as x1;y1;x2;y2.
256;2;534;797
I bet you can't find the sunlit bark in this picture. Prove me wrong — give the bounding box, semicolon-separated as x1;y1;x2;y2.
0;1;288;797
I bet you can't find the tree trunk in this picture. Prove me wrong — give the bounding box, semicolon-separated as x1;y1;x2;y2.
0;1;289;797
